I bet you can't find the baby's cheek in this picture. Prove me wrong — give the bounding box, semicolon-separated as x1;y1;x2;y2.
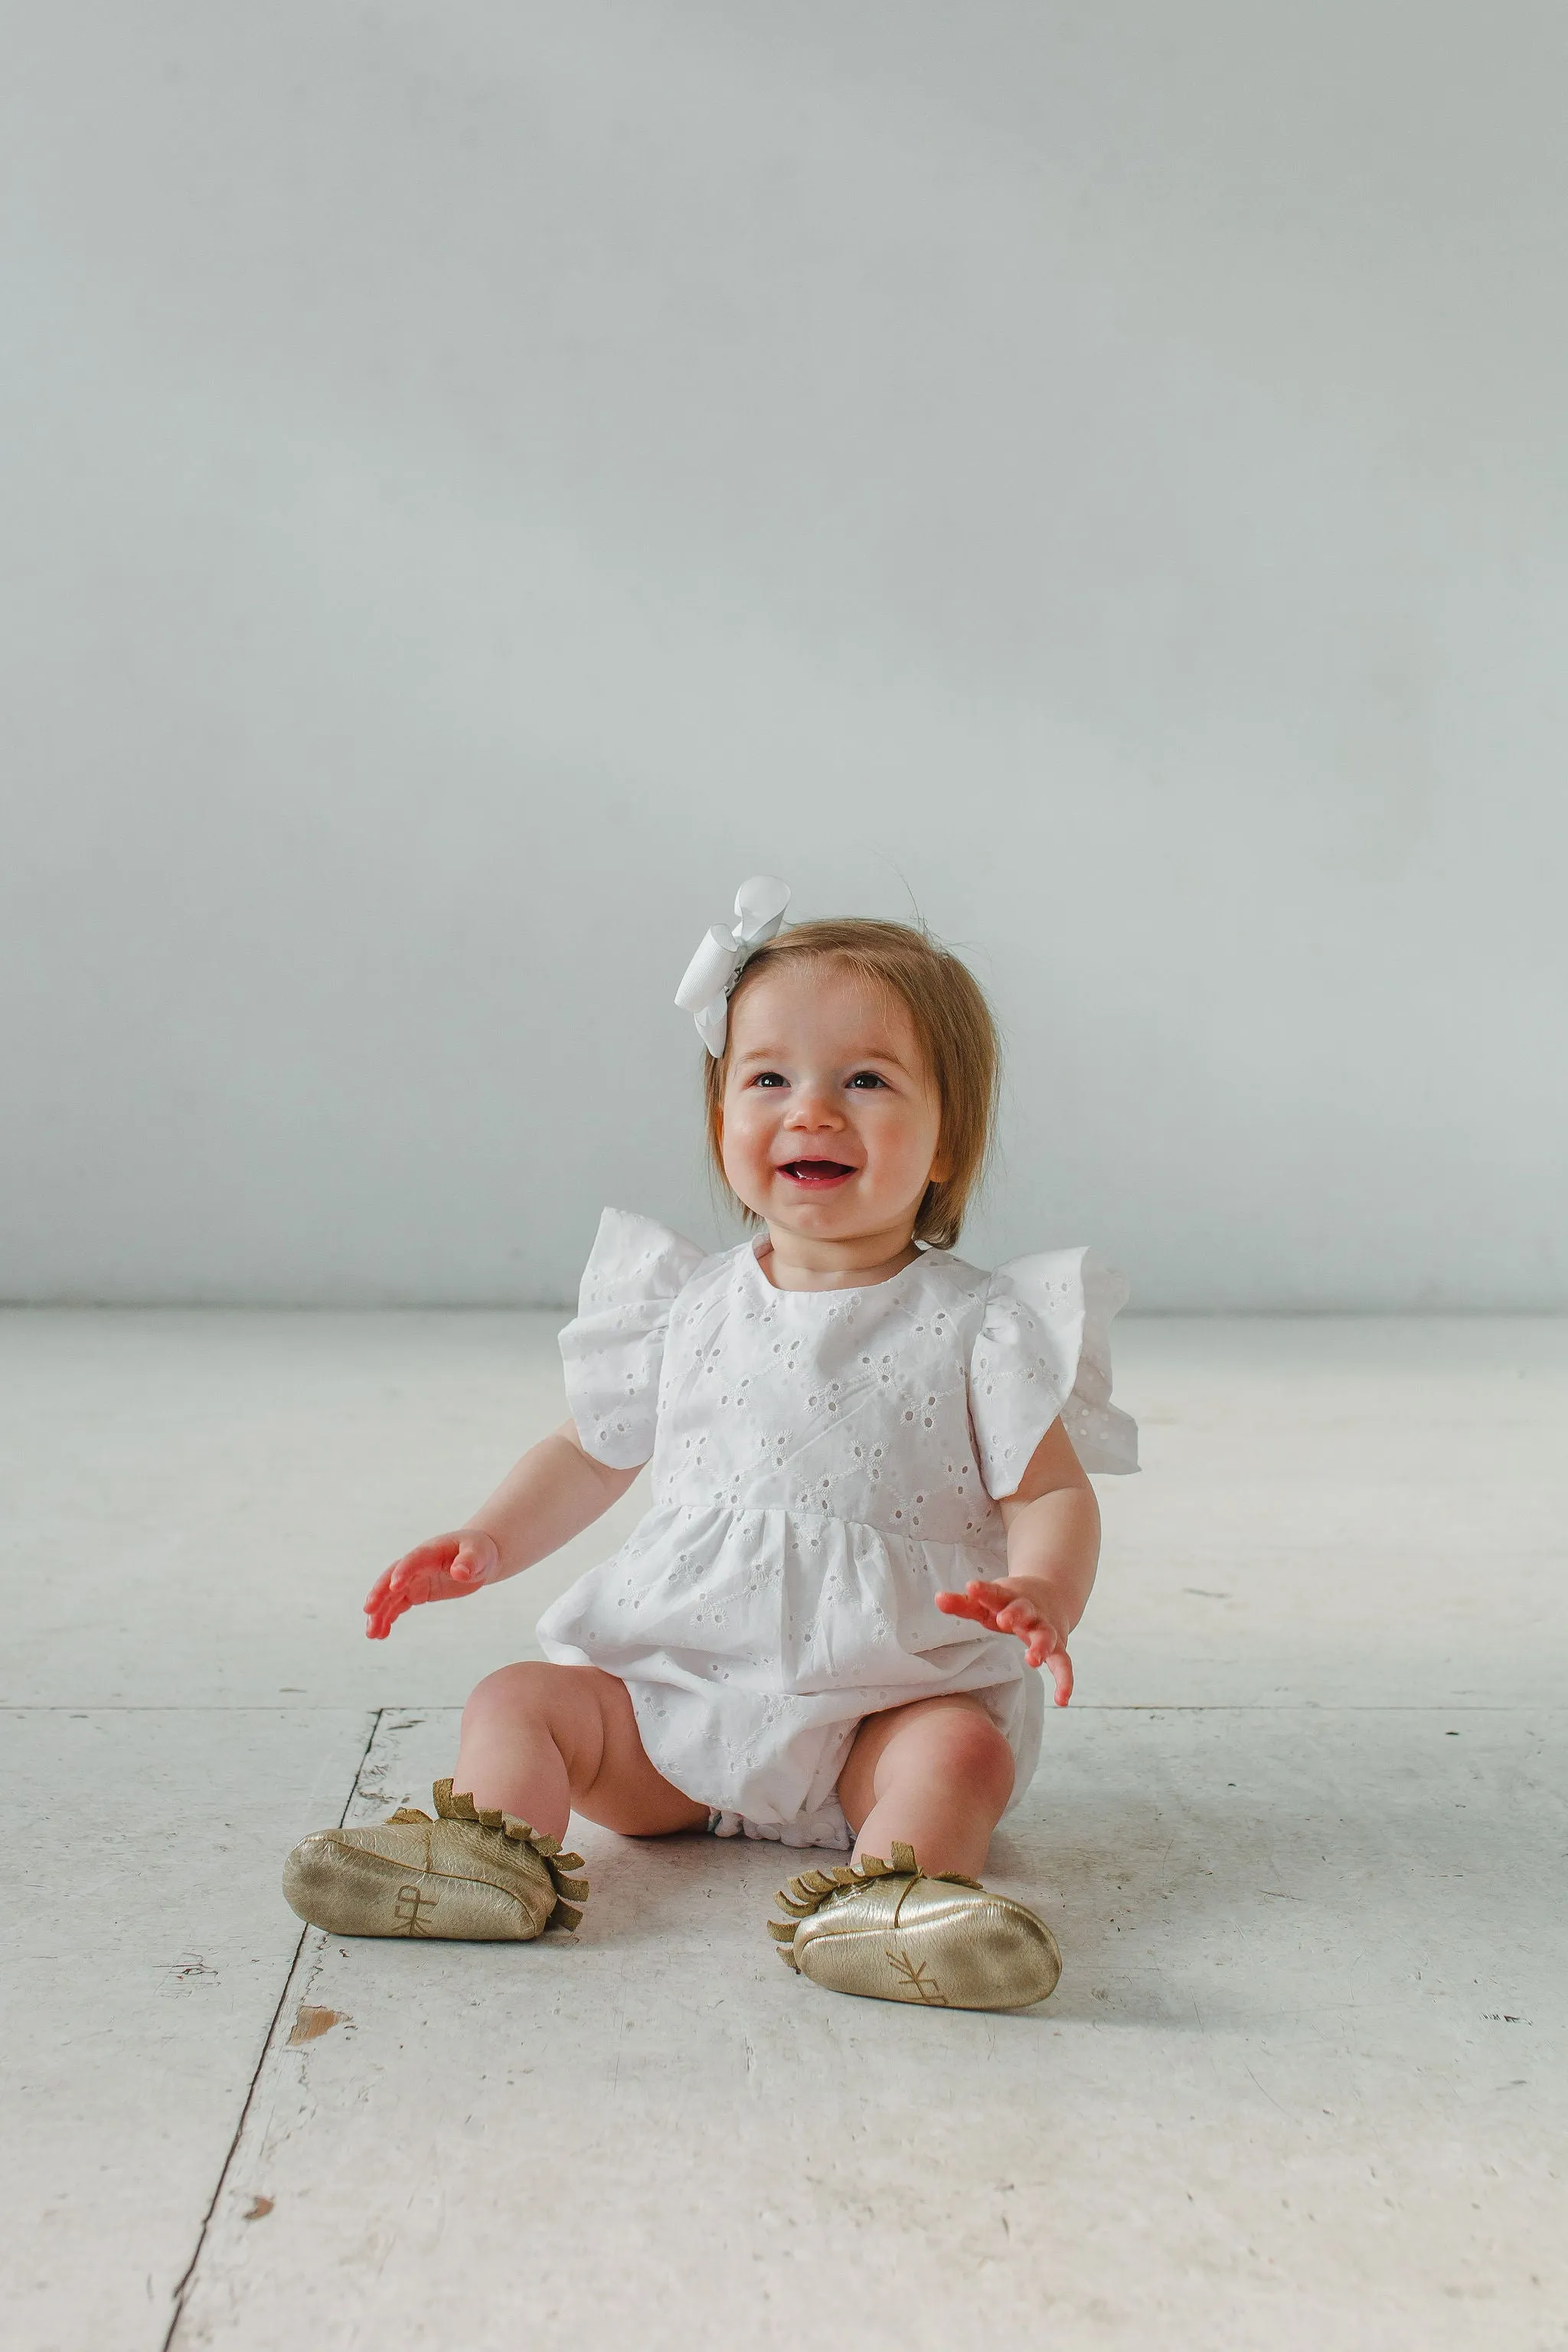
719;1128;769;1212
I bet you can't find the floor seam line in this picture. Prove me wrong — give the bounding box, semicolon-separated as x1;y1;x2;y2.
159;1704;384;2352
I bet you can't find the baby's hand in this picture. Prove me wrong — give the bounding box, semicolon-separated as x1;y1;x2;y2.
363;1528;501;1642
934;1576;1074;1705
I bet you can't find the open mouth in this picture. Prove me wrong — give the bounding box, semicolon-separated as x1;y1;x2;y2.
778;1159;857;1189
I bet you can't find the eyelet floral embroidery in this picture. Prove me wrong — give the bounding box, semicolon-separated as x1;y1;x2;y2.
542;1208;1137;1848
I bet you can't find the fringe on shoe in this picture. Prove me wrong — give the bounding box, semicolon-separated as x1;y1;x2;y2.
766;1841;982;1971
384;1777;590;1932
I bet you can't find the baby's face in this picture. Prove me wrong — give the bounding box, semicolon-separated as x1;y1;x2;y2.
720;962;948;1249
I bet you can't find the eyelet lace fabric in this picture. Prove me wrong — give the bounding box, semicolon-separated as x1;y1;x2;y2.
538;1208;1137;1848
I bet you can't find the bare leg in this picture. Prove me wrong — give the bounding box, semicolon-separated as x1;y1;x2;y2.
836;1694;1015;1878
455;1661;708;1843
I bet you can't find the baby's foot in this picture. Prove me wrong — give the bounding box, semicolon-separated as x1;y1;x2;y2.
283;1779;588;1941
769;1844;1060;2011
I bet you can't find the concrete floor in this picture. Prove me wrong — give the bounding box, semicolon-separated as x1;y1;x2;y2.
3;1310;1565;2351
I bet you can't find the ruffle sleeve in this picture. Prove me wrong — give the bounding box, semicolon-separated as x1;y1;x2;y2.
968;1247;1138;1494
559;1208;710;1468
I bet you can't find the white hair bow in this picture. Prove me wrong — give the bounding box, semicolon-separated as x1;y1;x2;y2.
674;875;792;1055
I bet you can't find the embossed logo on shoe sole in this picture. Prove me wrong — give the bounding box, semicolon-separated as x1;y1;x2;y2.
885;1943;947;2004
394;1883;439;1936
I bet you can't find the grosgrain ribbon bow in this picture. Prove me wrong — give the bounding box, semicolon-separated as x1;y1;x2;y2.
674;875;792;1055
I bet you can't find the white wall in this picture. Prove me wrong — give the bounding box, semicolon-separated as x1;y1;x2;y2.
2;2;1564;1308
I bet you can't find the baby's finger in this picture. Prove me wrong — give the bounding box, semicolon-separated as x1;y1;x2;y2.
365;1582;415;1640
362;1563;399;1612
1045;1645;1073;1705
997;1606;1057;1661
935;1589;998;1626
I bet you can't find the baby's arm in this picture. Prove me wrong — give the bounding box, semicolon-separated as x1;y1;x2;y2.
363;1420;639;1640
934;1418;1099;1706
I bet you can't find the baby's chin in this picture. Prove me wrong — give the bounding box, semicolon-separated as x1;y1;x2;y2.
755;1181;909;1241
727;1158;926;1243
750;1166;854;1211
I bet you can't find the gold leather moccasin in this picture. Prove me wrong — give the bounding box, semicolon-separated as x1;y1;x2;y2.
769;1842;1060;2012
282;1778;588;1941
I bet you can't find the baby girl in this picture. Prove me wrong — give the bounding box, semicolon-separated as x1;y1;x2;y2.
284;878;1136;2011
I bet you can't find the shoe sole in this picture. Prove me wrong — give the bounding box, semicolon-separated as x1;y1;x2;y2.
283;1832;548;1941
794;1896;1062;2011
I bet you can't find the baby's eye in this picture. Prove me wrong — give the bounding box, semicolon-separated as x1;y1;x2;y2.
847;1070;888;1089
750;1071;789;1089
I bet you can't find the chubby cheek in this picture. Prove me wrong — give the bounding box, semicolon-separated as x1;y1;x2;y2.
874;1135;939;1206
718;1099;773;1203
854;1100;941;1191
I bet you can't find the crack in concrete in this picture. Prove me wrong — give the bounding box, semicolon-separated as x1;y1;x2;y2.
160;1707;383;2352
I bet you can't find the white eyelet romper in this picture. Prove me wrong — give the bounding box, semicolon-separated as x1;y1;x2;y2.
536;1210;1138;1851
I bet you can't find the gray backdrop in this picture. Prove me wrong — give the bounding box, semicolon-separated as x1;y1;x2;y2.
3;2;1563;1308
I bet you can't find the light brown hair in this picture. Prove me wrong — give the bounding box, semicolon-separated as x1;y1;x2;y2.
703;917;1000;1251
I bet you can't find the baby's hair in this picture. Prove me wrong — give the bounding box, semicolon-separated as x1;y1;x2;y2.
703;917;1000;1250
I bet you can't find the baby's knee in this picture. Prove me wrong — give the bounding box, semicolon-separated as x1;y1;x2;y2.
936;1709;1016;1806
462;1659;564;1731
